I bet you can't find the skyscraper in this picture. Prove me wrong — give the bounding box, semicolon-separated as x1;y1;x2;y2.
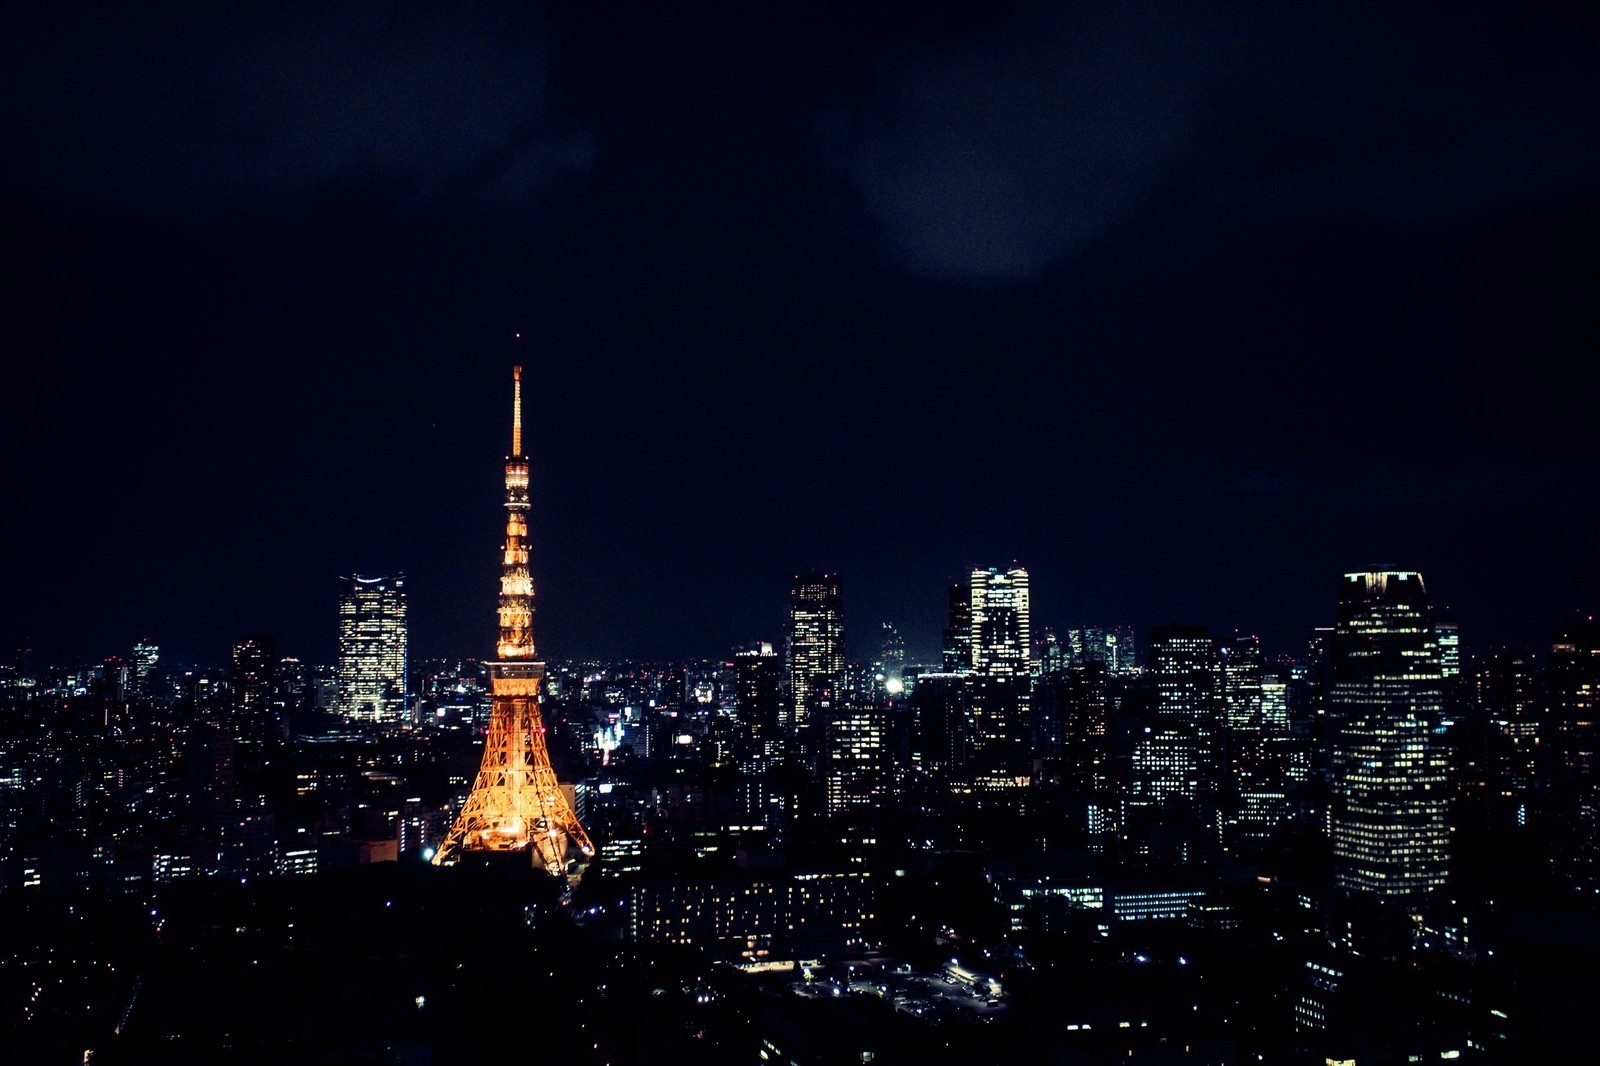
824;701;887;816
968;566;1031;754
1067;625;1138;676
735;643;782;762
1472;649;1541;820
786;573;844;744
337;573;408;723
1145;625;1221;805
1435;622;1462;680
132;639;160;698
1057;661;1111;797
908;672;971;779
942;581;971;673
875;622;906;693
1220;634;1264;731
1548;618;1600;889
231;635;279;742
1328;570;1450;899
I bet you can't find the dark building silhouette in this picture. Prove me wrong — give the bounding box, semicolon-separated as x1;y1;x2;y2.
1548;618;1600;889
734;643;781;763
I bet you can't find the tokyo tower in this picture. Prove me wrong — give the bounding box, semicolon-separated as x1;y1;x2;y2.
432;365;595;880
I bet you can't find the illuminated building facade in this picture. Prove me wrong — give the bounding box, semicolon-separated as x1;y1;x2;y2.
1220;634;1264;730
627;868;873;955
785;573;843;743
1328;570;1450;898
1144;625;1220;804
1067;625;1138;677
132;639;160;698
433;366;594;879
968;566;1031;754
1260;675;1290;733
1435;622;1461;679
336;573;408;723
823;701;886;816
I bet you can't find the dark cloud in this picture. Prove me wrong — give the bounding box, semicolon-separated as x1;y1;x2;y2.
1;2;591;215
827;2;1600;279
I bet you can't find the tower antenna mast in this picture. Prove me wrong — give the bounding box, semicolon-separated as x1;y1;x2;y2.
512;333;522;456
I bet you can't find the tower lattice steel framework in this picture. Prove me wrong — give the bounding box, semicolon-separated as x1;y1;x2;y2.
433;364;595;879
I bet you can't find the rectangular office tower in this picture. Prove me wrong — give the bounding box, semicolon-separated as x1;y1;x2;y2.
735;643;782;763
1328;571;1450;899
336;573;408;723
968;566;1031;755
786;573;844;742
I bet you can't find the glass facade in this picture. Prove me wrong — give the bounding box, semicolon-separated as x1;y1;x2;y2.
336;573;408;723
1329;570;1450;898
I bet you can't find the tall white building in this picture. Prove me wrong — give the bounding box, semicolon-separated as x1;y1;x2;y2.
968;566;1031;753
337;573;408;723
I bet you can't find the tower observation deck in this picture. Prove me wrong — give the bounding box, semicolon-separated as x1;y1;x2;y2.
433;365;595;880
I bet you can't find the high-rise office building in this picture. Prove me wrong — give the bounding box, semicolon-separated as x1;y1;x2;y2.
942;581;972;673
1260;675;1290;733
1328;570;1450;899
1548;619;1600;889
231;636;278;742
786;574;844;743
1473;650;1541;819
1233;733;1296;844
1067;625;1138;677
1435;622;1461;680
1058;662;1111;796
1150;626;1220;729
1106;625;1137;676
337;573;408;723
875;622;906;692
908;672;972;777
1146;626;1221;802
1036;628;1068;680
232;637;275;714
735;643;781;762
968;566;1031;754
132;639;160;698
824;701;887;816
1220;634;1264;731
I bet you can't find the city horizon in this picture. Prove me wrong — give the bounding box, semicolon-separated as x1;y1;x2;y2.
3;6;1596;1062
6;547;1592;673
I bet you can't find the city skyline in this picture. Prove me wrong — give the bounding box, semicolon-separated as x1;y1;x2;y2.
4;8;1598;1061
6;4;1597;669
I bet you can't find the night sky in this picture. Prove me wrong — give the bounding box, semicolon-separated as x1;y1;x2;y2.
5;2;1597;669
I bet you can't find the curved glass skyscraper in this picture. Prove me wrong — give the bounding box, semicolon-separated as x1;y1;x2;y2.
1328;570;1450;899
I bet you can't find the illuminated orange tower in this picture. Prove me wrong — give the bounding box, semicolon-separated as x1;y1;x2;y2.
433;365;595;879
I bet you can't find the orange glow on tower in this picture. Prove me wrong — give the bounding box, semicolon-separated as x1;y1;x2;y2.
432;364;594;879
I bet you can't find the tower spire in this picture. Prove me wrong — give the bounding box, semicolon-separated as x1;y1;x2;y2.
512;362;523;457
432;361;594;880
